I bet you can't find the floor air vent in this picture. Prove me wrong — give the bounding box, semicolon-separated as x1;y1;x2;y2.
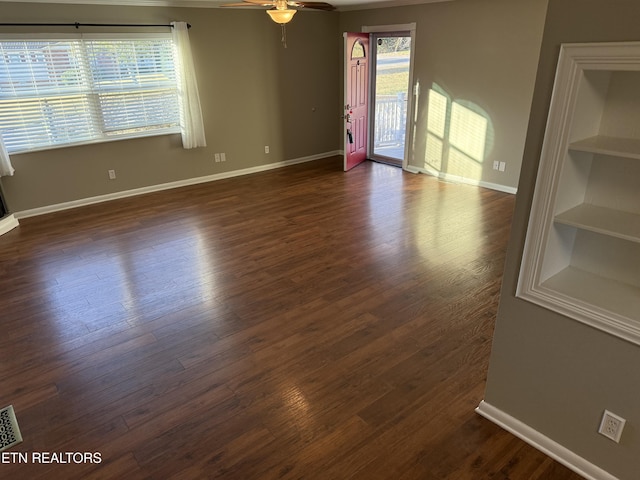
0;405;23;452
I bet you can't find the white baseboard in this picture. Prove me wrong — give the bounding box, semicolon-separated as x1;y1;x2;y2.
406;165;517;195
476;400;619;480
16;151;341;219
0;214;18;236
336;155;516;195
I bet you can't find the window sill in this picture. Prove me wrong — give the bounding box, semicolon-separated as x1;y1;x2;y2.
9;128;182;156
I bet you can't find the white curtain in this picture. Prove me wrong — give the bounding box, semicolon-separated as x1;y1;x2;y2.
0;135;14;177
172;21;207;149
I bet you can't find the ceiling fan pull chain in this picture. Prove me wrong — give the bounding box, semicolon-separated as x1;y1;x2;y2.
281;24;287;48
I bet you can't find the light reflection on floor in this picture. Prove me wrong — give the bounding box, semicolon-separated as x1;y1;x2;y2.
36;220;219;338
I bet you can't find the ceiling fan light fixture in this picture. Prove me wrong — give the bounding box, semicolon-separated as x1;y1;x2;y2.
266;8;297;24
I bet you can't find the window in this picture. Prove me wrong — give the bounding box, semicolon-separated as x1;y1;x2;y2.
351;40;366;59
0;34;180;154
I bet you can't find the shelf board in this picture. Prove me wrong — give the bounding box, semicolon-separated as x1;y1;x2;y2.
569;135;640;160
555;204;640;244
542;266;640;323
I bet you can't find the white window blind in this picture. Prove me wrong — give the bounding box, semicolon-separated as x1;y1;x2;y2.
0;34;180;154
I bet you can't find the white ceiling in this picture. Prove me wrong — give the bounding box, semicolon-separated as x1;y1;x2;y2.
0;0;453;12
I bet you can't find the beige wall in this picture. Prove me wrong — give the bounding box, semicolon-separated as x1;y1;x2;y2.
339;0;548;190
484;1;640;478
0;2;340;212
0;0;549;213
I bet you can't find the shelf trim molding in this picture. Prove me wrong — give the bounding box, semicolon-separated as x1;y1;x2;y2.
517;41;640;346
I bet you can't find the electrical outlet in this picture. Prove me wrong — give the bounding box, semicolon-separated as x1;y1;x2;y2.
221;152;226;162
214;153;220;162
499;162;506;172
264;146;270;154
108;169;116;180
598;410;626;443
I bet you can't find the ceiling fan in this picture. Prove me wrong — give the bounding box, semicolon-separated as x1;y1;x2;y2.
221;0;335;25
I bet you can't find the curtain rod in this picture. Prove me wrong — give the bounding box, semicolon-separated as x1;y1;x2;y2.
0;22;190;29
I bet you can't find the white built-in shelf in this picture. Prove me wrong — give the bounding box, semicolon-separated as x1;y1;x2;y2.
518;42;640;345
542;266;640;325
555;204;640;244
569;135;640;160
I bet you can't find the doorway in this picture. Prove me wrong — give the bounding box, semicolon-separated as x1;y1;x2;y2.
370;33;412;168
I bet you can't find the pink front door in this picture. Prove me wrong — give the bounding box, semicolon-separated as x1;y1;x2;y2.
344;32;370;171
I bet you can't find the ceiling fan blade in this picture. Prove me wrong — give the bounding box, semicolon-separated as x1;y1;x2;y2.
223;0;334;11
290;1;336;10
221;0;275;6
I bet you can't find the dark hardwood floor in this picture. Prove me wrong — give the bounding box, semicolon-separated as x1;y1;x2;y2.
0;157;583;479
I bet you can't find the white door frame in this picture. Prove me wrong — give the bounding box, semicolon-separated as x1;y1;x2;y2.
362;23;417;171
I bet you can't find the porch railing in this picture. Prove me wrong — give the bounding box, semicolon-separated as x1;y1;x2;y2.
374;92;407;147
